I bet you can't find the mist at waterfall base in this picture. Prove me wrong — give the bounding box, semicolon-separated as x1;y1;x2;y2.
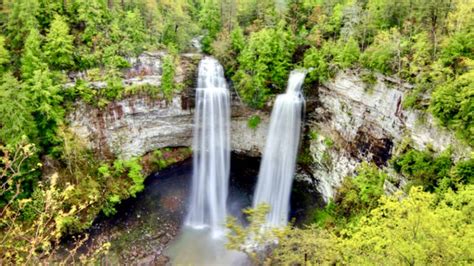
253;70;306;227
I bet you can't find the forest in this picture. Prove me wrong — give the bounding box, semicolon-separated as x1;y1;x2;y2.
0;0;473;264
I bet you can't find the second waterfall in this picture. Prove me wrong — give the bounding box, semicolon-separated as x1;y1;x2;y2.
253;70;306;227
185;57;231;237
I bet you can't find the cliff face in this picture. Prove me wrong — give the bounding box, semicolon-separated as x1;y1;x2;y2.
307;71;470;200
68;94;269;159
67;54;468;201
67;52;268;159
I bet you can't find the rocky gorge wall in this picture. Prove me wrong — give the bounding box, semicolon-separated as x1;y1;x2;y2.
66;53;469;202
306;71;471;200
67;52;268;159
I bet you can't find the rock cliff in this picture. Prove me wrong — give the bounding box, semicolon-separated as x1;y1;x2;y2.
67;54;468;201
67;52;268;159
307;71;470;200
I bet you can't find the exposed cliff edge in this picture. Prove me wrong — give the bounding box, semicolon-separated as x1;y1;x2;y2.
67;54;468;201
307;71;471;200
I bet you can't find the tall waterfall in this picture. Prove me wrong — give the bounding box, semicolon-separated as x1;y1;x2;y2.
253;70;306;227
185;57;231;237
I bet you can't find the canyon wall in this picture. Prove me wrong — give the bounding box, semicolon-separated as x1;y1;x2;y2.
67;54;469;201
67;52;268;159
307;71;470;200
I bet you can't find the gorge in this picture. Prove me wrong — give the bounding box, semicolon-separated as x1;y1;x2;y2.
63;52;470;264
1;1;472;264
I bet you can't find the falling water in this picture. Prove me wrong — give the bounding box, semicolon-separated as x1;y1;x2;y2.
253;70;306;227
185;57;231;237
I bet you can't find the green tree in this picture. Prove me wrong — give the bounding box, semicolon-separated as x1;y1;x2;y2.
74;0;109;45
6;0;39;53
21;29;46;80
37;0;65;29
158;0;199;51
233;25;295;108
44;15;74;69
392;148;455;191
303;43;333;83
334;162;386;218
340;186;474;265
211;26;245;76
0;73;37;145
27;69;64;149
0;36;10;73
228;185;474;265
365;0;409;30
161;53;176;100
323;2;343;37
123;8;147;54
199;0;221;53
430;70;474;145
230;26;245;53
440;30;474;73
413;0;453;54
334;36;360;68
360;29;405;75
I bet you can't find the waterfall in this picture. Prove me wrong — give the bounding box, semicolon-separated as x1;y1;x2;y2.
185;57;231;237
253;70;306;227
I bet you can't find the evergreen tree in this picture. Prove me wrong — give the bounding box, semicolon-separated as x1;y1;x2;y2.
233;25;295;107
74;0;109;45
0;73;37;145
199;0;222;53
303;43;333;83
360;29;403;75
230;26;245;53
335;36;360;68
0;36;10;73
21;29;46;80
6;0;40;53
27;69;64;149
44;15;74;69
123;8;147;53
37;0;65;29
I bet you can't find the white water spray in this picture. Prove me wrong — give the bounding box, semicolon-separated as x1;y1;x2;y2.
185;57;231;237
253;70;306;227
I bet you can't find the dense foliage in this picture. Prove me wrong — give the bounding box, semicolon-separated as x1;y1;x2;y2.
234;185;474;265
0;0;472;263
228;152;474;264
206;0;473;145
0;1;198;262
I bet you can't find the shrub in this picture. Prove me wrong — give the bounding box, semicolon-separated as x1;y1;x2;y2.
430;70;474;145
161;54;176;101
247;115;261;129
334;162;387;218
0;142;109;264
360;29;402;75
391;148;463;192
